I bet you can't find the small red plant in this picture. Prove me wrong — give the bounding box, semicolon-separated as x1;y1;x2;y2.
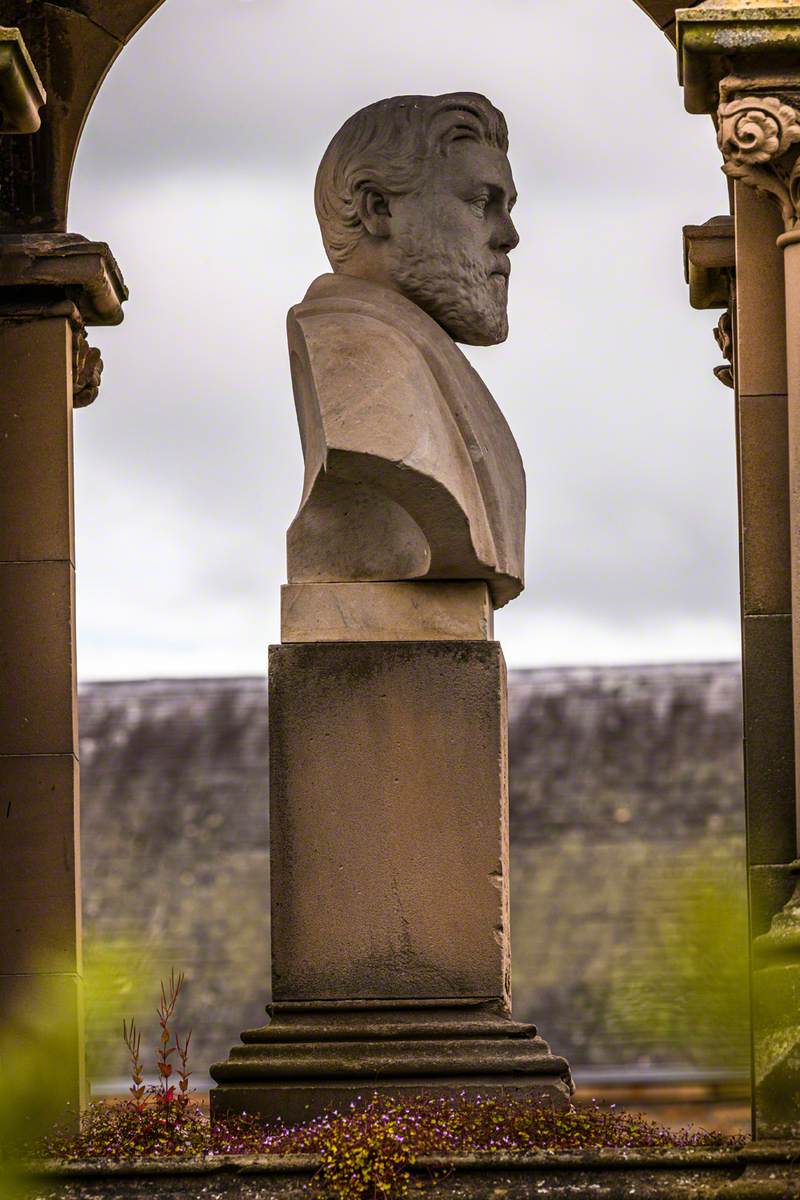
121;1018;145;1111
155;969;185;1109
175;1028;192;1103
121;969;193;1132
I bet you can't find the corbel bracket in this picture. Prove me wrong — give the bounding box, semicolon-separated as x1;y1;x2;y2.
683;215;736;386
0;27;45;134
683;214;735;307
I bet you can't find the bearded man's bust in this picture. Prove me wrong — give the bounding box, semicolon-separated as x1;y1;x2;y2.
287;92;525;608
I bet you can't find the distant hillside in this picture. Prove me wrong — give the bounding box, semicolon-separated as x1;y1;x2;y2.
78;664;746;1084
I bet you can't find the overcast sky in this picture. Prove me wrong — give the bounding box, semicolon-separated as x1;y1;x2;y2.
69;0;735;679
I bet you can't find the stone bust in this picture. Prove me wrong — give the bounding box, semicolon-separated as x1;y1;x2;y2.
287;92;525;607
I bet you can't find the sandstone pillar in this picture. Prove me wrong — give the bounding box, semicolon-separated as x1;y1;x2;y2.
211;586;572;1123
677;0;800;1138
0;236;126;1122
0;2;162;1126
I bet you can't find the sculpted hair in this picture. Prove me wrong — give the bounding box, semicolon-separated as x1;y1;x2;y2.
315;93;509;270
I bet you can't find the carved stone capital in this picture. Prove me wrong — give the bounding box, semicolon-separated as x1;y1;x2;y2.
0;233;126;410
717;80;800;229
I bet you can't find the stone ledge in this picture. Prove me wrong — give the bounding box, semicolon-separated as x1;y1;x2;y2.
677;4;800;114
281;582;494;643
21;1145;800;1199
0;234;127;325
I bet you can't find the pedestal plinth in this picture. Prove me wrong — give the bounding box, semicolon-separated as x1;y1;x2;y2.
211;598;571;1121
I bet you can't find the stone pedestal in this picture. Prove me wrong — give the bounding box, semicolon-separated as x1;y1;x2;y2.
211;628;571;1121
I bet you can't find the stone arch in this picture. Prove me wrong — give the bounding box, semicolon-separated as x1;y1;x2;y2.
0;0;708;1123
632;0;705;43
0;2;165;231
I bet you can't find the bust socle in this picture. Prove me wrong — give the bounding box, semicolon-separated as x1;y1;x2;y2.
287;92;525;608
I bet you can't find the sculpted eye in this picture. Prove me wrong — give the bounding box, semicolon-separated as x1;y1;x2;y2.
470;195;489;216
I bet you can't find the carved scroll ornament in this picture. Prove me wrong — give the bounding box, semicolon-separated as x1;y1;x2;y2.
718;86;800;230
714;309;734;389
72;323;103;408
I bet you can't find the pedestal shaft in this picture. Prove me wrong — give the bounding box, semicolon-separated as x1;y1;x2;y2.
270;640;510;1005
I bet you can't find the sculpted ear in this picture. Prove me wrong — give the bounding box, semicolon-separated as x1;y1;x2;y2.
357;187;392;238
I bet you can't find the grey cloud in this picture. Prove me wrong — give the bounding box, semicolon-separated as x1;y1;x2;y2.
69;1;738;678
74;0;715;196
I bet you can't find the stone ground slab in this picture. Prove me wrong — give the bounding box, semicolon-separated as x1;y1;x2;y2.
17;1145;800;1199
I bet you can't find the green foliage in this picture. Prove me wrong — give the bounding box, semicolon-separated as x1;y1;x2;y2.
0;955;188;1200
605;840;750;1070
0;961;79;1200
82;938;152;1081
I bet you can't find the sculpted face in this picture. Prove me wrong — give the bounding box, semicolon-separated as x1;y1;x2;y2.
383;141;519;346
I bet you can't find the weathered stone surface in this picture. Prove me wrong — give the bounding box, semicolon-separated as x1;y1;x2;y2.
0;753;79;974
24;1145;800;1200
211;1000;571;1122
209;629;579;1119
0;560;76;756
268;640;511;1003
738;396;790;618
0;318;73;564
678;2;800;114
0;305;82;1126
735;185;787;399
281;581;493;642
741;615;796;867
0;234;127;325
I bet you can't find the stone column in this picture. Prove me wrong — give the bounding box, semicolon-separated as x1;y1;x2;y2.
211;584;572;1124
678;0;800;1138
0;235;126;1121
0;2;161;1125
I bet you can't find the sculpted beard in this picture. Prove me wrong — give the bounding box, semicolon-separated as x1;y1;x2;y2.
388;225;509;347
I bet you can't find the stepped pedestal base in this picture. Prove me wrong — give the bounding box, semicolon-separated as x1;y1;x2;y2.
210;1000;573;1124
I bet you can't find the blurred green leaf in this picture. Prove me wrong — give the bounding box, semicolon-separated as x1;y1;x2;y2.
605;839;749;1070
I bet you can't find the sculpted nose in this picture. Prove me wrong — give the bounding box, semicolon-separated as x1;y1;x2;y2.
495;211;519;253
